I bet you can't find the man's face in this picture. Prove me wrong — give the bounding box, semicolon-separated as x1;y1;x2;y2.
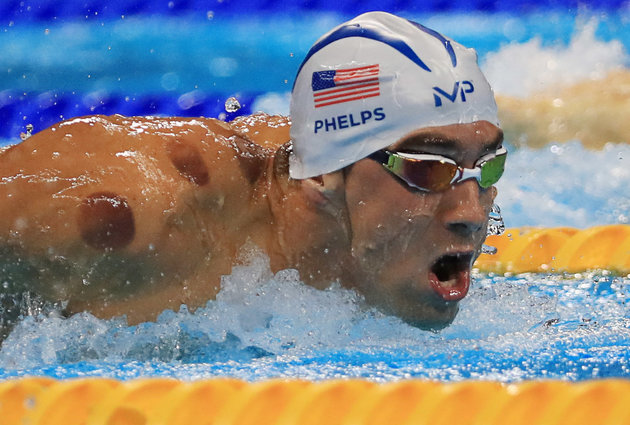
343;121;503;329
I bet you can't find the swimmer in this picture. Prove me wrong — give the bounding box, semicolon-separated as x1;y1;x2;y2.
0;12;505;339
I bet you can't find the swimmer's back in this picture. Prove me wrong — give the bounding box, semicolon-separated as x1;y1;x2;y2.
0;113;290;323
0;113;290;250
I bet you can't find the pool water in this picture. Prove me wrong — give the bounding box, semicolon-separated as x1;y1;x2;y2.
0;6;629;382
1;253;628;381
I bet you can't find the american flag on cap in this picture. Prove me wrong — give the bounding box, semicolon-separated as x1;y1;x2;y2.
311;64;380;108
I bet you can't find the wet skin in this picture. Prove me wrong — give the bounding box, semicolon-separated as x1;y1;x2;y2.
0;114;501;334
339;121;502;328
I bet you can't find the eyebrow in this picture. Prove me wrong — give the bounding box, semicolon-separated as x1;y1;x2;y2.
395;131;504;156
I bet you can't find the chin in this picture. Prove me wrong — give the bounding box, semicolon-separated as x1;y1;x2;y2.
358;273;463;331
398;301;460;331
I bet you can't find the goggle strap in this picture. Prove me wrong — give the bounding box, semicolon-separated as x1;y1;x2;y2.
367;150;390;164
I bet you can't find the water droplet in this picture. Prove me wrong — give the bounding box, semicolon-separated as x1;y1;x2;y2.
487;203;505;236
225;96;241;113
160;72;180;91
483;203;505;255
20;123;34;140
481;244;498;255
24;397;36;409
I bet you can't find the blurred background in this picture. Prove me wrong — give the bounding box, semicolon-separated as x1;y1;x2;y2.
1;0;629;227
1;0;628;143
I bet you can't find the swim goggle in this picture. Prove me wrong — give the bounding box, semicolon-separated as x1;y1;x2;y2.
367;147;507;192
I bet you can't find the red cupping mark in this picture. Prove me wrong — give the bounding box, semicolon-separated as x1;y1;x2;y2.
166;140;210;186
79;192;135;250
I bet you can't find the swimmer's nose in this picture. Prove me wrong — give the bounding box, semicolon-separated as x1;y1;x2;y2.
440;180;487;237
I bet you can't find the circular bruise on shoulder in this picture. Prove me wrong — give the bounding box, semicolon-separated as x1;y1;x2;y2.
78;191;135;250
166;139;210;186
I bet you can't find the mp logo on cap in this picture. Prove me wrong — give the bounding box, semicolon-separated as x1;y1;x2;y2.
433;81;475;107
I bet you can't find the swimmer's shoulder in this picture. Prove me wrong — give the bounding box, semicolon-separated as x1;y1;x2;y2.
48;112;291;148
0;113;291;166
228;112;291;151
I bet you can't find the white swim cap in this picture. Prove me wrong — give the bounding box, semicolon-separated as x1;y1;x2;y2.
289;11;500;179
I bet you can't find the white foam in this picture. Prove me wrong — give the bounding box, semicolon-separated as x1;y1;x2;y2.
483;19;628;97
1;243;628;382
240;19;629;111
496;142;630;228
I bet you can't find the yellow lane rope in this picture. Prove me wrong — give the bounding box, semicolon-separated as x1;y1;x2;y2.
474;224;630;274
1;378;630;425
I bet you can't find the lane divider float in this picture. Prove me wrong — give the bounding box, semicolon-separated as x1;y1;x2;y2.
1;378;630;425
474;224;630;274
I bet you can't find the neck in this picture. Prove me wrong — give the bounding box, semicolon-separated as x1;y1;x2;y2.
264;151;354;289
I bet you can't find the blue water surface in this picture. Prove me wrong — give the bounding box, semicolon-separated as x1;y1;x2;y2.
1;264;628;382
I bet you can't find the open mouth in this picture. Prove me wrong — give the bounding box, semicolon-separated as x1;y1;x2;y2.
428;252;474;302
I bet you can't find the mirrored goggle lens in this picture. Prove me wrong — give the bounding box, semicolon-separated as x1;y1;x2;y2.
479;151;507;188
388;155;458;192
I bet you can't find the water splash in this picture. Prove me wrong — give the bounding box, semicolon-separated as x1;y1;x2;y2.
496;142;630;227
225;96;241;113
482;203;505;255
19;124;33;141
487;203;506;235
1;246;628;383
483;18;628;97
480;244;497;255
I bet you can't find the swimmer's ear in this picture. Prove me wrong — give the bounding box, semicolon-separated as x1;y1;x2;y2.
301;171;347;212
272;142;346;211
302;173;352;239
